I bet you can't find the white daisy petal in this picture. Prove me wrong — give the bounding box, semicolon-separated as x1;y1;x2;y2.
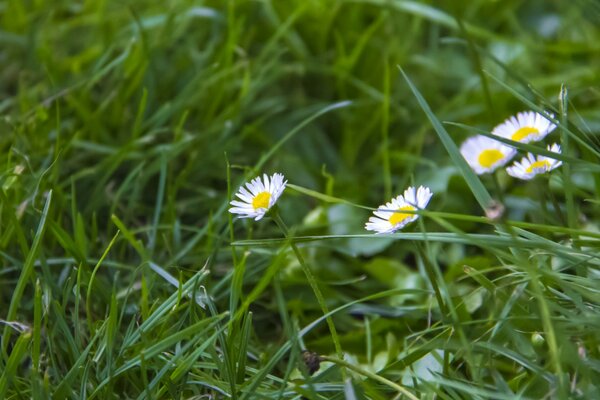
246;180;260;197
263;174;270;193
235;191;253;203
460;135;517;175
416;186;433;208
365;186;433;234
228;207;256;216
255;177;265;193
506;143;562;180
403;186;417;206
230;200;250;208
238;186;252;198
491;111;556;143
374;210;390;219
229;172;288;220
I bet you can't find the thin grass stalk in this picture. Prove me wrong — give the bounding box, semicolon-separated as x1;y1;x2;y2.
271;210;345;366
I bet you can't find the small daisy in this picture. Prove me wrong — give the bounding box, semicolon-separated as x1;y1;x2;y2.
229;173;287;220
365;186;433;234
492;111;556;143
460;135;517;175
506;143;562;180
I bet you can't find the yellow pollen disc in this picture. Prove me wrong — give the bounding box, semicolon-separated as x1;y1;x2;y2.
478;149;505;168
252;191;271;210
526;160;550;174
511;126;539;142
389;205;416;226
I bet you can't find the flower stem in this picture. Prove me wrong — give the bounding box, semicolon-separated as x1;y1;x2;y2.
319;355;419;400
546;177;567;227
536;177;548;220
490;172;505;206
271;210;344;362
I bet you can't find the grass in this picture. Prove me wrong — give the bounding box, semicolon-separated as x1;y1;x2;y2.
1;0;600;398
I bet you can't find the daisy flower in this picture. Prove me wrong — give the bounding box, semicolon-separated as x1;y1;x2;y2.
506;143;562;180
492;111;556;143
460;135;517;175
365;186;433;234
229;173;287;220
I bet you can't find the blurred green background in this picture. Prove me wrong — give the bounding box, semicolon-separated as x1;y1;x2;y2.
1;0;600;398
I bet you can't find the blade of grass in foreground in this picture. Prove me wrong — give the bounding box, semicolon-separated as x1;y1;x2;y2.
89;316;228;399
559;85;577;230
0;331;32;398
86;230;120;334
31;279;44;398
271;211;345;372
240;288;423;399
399;67;493;210
2;190;52;354
53;320;107;399
232;233;596;265
120;266;210;349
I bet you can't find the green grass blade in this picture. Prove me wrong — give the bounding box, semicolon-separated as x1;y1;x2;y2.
559;85;577;230
2;190;52;353
399;67;492;210
86;230;120;333
0;331;32;398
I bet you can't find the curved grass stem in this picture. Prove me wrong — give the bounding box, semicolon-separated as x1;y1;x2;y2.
271;210;345;366
320;355;419;400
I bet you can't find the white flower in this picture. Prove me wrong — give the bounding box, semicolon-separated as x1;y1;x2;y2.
365;186;433;234
460;135;517;175
229;173;287;220
492;111;556;143
506;143;562;180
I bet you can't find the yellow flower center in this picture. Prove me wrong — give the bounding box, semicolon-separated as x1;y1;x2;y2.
511;126;540;142
478;149;504;168
252;191;271;210
389;205;416;226
526;160;550;174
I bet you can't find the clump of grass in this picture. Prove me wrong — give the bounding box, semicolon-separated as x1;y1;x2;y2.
2;0;600;398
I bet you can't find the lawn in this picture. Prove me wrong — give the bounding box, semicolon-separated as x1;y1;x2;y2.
1;0;600;398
